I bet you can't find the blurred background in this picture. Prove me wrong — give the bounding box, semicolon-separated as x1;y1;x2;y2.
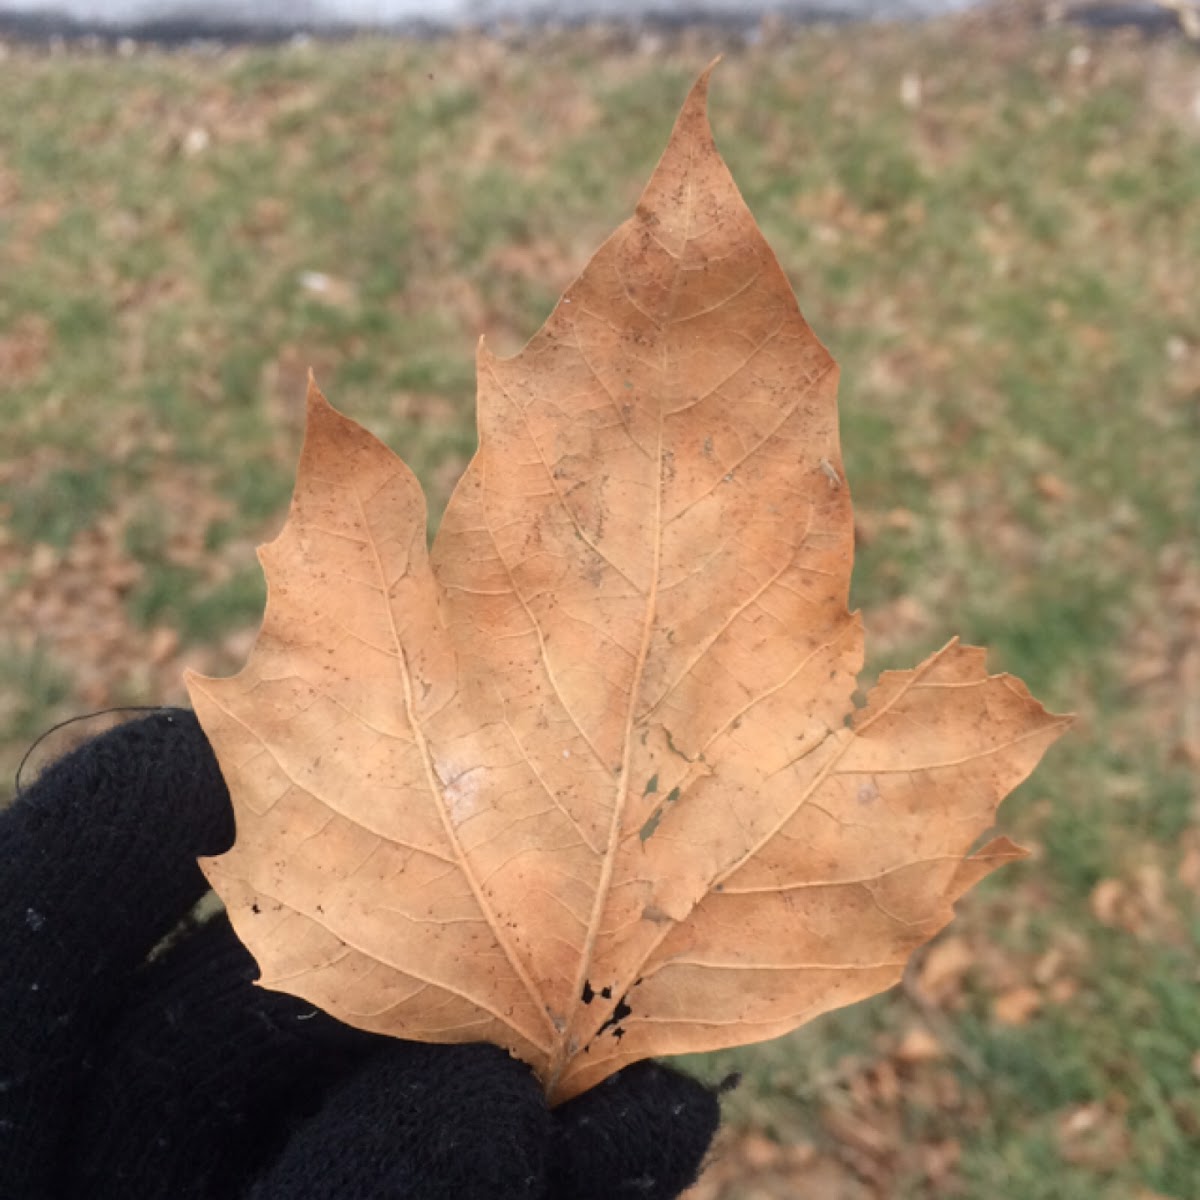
1;1;1198;1196
0;0;990;38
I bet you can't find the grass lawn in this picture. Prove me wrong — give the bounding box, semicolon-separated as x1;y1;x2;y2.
1;11;1197;1197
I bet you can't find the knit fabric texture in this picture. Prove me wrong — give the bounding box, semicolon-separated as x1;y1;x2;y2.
1;712;720;1199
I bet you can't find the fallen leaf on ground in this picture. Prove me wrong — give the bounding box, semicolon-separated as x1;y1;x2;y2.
739;1133;786;1170
895;1026;944;1064
1033;471;1070;502
916;934;976;1003
992;985;1042;1026
186;65;1069;1102
1056;1102;1131;1170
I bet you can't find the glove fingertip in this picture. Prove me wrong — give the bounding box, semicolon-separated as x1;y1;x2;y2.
550;1061;721;1200
250;1043;551;1200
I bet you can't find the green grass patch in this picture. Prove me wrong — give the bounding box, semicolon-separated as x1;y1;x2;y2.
2;464;114;547
0;641;72;745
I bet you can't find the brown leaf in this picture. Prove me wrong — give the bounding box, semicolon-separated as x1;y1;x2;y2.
916;934;975;1003
894;1025;944;1064
739;1133;785;1170
821;1105;895;1161
1056;1103;1131;1170
1033;471;1070;502
992;985;1042;1026
920;1139;961;1185
185;66;1069;1103
1090;877;1126;926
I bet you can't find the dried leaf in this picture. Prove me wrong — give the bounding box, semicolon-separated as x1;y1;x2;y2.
1056;1103;1131;1170
915;934;975;1003
991;985;1042;1027
894;1026;944;1065
186;65;1069;1103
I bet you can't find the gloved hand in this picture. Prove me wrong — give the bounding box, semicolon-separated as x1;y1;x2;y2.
0;710;721;1200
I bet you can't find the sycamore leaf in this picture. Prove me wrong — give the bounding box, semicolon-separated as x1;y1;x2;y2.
185;64;1069;1104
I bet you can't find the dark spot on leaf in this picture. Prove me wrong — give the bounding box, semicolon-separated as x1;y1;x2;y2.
639;808;664;842
251;902;261;915
597;992;632;1039
613;1025;625;1040
582;980;595;1004
601;986;613;1000
664;727;692;761
643;773;659;796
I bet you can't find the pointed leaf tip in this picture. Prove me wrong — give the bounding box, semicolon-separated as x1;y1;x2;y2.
304;370;330;414
692;57;720;104
675;61;718;143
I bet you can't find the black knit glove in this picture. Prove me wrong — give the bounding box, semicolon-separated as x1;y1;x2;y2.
0;711;720;1200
